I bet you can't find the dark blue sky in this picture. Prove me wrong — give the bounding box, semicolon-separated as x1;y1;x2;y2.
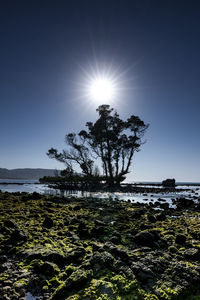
0;0;200;181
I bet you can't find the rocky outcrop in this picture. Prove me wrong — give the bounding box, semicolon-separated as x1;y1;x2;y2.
162;178;176;187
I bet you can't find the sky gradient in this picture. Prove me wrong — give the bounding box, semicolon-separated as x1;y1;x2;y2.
0;0;200;182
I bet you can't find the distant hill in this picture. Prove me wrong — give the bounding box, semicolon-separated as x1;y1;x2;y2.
0;168;60;180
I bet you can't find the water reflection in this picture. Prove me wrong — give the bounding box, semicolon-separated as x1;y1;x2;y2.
0;180;199;209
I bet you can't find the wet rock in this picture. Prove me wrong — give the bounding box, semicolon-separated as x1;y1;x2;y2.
176;198;194;210
159;202;169;210
175;234;186;245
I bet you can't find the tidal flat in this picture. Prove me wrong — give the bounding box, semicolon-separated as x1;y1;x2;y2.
1;191;200;299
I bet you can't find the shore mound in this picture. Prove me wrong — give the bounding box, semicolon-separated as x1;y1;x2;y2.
0;191;200;299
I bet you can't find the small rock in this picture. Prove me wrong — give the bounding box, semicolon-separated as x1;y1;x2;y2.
0;255;7;263
4;220;17;229
134;231;160;247
175;234;186;245
147;214;156;222
184;248;199;260
39;261;59;276
156;212;166;221
43;217;54;229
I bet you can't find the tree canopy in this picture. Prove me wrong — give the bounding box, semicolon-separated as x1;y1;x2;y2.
47;105;149;187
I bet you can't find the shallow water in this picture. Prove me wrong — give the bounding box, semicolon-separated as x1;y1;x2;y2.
0;180;199;208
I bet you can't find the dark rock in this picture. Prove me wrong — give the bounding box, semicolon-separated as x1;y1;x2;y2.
91;251;114;266
140;224;153;230
176;198;194;210
90;226;105;237
98;282;114;298
133;209;145;219
77;222;90;238
175;234;186;245
43;217;54;229
38;262;59;276
156;212;166;221
46;252;71;265
110;235;121;244
159;202;169;210
0;255;7;263
4;220;17;229
10;228;27;243
134;231;160;247
147;214;156;222
51;269;92;299
32;192;42;199
66;247;86;263
184;248;199;260
137;268;154;283
162;178;176;187
104;243;130;262
158;198;167;202
26;251;67;265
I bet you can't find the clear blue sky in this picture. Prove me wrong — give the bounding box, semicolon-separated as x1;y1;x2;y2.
0;0;200;182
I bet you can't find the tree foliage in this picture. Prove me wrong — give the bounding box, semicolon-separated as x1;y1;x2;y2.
47;105;149;186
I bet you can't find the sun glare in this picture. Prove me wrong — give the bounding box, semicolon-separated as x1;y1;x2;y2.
89;77;115;102
77;63;127;107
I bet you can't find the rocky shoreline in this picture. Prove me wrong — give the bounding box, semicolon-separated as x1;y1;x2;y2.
0;191;200;299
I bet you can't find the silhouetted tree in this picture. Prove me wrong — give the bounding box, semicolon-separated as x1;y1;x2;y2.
47;105;149;187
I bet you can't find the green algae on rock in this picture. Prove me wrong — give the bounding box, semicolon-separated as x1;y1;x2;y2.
0;191;200;299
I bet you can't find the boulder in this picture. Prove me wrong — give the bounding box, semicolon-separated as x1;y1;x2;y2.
134;230;160;247
176;198;194;210
162;179;176;187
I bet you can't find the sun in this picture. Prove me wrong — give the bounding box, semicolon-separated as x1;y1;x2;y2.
77;63;124;106
88;77;115;103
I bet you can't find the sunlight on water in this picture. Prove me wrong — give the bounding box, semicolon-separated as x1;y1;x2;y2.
0;180;199;209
